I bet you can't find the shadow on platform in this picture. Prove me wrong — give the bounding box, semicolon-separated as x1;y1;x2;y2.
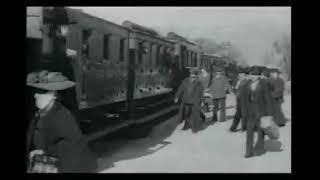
89;115;181;172
265;139;283;152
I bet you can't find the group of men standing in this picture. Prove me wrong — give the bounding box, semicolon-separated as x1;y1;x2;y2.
174;65;288;158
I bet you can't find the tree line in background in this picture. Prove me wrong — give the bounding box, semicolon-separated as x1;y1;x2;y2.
193;33;291;81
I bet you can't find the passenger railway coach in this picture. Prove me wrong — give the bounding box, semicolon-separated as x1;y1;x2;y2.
26;7;205;138
27;7;241;139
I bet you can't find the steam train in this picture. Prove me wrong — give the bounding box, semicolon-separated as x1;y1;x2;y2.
26;7;239;139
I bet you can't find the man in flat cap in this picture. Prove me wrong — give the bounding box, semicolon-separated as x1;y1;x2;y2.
174;68;204;133
229;66;249;132
207;66;232;122
268;68;287;127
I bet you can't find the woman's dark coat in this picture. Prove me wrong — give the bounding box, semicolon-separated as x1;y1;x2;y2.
175;78;204;132
27;102;97;173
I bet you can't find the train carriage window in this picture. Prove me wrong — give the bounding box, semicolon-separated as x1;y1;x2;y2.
185;51;188;66
103;34;111;60
191;52;194;67
191;52;193;66
185;50;189;67
156;45;160;66
187;51;189;67
190;52;193;66
201;58;203;67
186;51;189;66
191;52;195;66
82;29;91;57
138;41;144;65
119;38;125;62
192;53;194;67
149;43;153;65
188;51;191;66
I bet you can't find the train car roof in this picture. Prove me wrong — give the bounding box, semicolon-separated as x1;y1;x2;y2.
122;20;175;44
167;32;197;46
66;7;132;31
133;31;175;44
66;8;173;44
202;53;223;58
122;20;159;36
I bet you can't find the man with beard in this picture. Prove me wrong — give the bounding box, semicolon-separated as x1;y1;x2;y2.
229;67;249;132
243;66;274;158
174;68;204;133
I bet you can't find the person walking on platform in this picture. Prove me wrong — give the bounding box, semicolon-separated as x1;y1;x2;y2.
174;68;204;133
199;68;211;122
243;66;273;158
207;66;232;122
199;68;210;89
229;67;249;132
268;68;288;127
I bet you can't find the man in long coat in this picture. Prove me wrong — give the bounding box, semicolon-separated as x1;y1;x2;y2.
268;68;287;126
243;66;274;158
229;67;249;132
207;67;232;122
174;68;204;133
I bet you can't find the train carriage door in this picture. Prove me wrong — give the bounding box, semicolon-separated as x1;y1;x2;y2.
181;45;186;68
84;31;108;104
65;25;82;105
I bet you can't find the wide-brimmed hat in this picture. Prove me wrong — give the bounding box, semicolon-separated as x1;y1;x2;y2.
261;67;270;76
244;67;250;74
249;66;262;75
269;68;280;73
27;70;76;91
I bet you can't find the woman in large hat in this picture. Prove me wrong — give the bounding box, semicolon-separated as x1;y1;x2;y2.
26;70;97;173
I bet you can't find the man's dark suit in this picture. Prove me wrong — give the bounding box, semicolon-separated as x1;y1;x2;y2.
244;79;273;157
230;78;249;131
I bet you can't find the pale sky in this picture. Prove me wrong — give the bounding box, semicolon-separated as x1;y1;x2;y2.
68;7;291;66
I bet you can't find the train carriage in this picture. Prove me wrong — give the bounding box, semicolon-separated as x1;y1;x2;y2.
26;7;243;139
64;8;132;110
26;7;202;138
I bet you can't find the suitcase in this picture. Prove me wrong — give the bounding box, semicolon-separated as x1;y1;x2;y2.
28;154;59;173
260;116;280;140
